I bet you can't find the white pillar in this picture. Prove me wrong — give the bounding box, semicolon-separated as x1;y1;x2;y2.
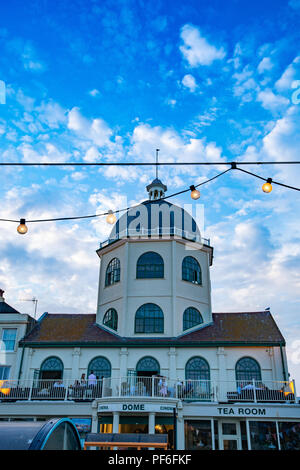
168;347;177;381
119;348;128;378
217;347;227;401
176;408;185;450
148;413;155;434
72;347;81;380
113;412;120;433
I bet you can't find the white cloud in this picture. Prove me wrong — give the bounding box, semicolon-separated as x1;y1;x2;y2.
182;74;197;92
67;107;113;147
89;89;100;97
275;56;300;91
257;89;289;111
257;57;274;74
180;24;226;67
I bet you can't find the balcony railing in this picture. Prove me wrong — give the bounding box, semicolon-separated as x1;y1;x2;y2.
0;377;296;404
99;227;210;250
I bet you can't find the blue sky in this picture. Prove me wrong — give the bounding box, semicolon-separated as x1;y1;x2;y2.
0;0;300;386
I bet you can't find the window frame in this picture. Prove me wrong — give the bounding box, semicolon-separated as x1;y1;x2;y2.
235;357;262;383
185;356;210;381
135;303;164;334
103;308;118;331
183;307;203;331
87;356;111;378
1;328;17;352
136;251;164;279
105;257;121;287
182;256;202;285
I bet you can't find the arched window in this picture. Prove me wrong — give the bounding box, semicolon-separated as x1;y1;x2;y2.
103;308;118;331
39;356;64;380
136;357;160;375
183;307;203;331
105;258;120;287
136;252;164;279
185;357;210;381
88;357;111;378
182;256;202;285
135;303;164;333
235;357;262;383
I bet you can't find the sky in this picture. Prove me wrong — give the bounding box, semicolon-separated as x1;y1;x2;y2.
0;0;300;387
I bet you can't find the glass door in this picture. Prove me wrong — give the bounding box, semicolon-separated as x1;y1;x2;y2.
219;421;242;450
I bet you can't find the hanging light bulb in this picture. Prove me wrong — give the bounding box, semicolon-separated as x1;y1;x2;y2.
262;178;273;193
190;185;200;200
17;219;28;235
106;210;117;224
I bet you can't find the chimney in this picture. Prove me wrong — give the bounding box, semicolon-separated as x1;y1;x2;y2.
0;289;4;302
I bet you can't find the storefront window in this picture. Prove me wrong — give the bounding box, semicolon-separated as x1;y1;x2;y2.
185;420;212;450
278;422;300;450
249;421;278;450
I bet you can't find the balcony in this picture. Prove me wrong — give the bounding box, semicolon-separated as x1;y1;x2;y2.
0;377;297;404
99;227;210;250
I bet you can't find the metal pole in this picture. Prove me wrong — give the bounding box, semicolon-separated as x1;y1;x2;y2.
173;407;177;450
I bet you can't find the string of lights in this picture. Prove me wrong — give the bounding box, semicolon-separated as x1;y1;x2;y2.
0;160;299;167
0;164;299;235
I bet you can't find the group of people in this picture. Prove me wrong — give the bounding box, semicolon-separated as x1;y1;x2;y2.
52;371;105;390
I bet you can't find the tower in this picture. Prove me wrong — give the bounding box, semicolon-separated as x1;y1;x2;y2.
96;179;213;339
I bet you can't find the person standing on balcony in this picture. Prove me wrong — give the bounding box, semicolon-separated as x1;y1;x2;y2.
88;370;96;387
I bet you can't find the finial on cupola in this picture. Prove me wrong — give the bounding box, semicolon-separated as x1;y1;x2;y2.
146;149;167;200
0;289;4;302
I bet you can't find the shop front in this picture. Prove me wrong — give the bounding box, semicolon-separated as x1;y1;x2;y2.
183;403;300;450
97;399;177;448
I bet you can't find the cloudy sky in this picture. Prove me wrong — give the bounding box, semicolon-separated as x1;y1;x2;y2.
0;0;300;386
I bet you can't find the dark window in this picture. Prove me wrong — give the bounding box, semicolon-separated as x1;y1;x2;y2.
136;252;164;279
39;356;64;380
88;357;111;378
136;357;160;374
183;307;203;331
235;357;262;383
103;308;118;331
105;258;120;287
182;256;202;285
185;357;210;381
135;303;164;333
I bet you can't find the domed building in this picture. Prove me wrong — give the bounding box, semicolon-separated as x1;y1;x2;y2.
0;178;299;451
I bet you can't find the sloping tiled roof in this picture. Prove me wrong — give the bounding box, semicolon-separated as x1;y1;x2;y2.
20;311;285;346
0;301;20;314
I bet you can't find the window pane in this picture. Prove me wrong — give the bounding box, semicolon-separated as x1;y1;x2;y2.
103;309;118;331
249;421;278;450
278;422;300;450
137;252;164;279
185;420;212;450
135;304;164;333
183;307;203;331
236;357;261;383
182;257;202;285
2;329;17;351
105;258;120;286
0;366;10;380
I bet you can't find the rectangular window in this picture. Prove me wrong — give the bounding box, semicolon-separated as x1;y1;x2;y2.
2;329;17;351
249;421;278;450
278;422;300;450
184;420;213;450
0;366;11;380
